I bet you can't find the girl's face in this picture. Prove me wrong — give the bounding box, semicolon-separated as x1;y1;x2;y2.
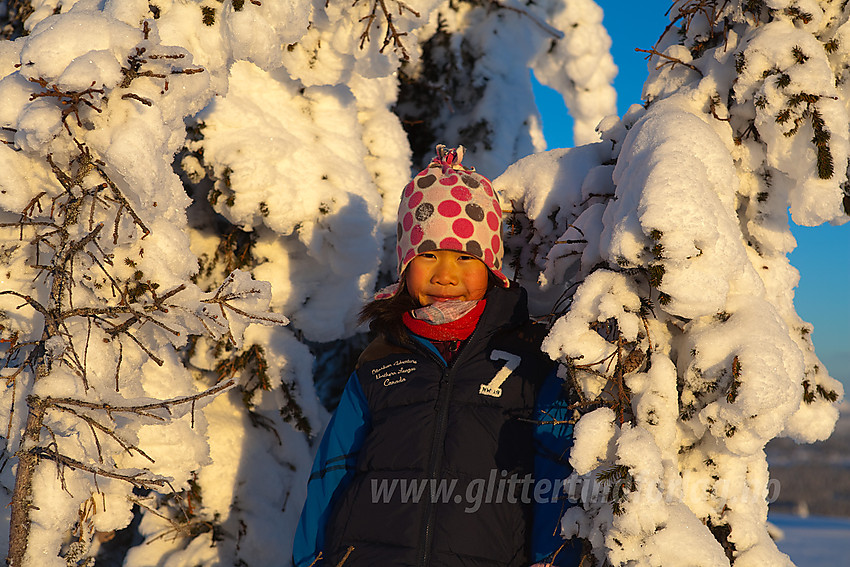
405;250;490;306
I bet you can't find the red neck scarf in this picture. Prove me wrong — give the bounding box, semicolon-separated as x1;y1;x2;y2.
402;300;486;342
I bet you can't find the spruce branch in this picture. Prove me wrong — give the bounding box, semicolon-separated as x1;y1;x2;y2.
784;6;813;24
772;91;837;179
113;341;123;391
20;192;47;219
596;464;636;515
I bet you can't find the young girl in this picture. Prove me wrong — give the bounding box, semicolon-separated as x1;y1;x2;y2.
293;146;577;567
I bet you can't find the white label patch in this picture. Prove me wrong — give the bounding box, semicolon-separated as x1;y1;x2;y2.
479;350;521;397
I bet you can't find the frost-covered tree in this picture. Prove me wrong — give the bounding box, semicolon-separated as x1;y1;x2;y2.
495;1;847;565
6;0;842;565
0;6;293;567
0;0;617;565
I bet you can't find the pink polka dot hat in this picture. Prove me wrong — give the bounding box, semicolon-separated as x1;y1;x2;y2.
376;145;509;299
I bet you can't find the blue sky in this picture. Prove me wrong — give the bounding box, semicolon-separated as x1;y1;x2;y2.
532;1;849;387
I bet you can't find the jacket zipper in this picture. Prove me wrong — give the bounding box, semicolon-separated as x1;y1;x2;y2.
419;364;448;567
413;327;480;567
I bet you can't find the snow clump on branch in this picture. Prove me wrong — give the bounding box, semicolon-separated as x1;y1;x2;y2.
495;1;846;565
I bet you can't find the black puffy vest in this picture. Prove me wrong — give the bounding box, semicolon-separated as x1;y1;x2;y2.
324;286;556;567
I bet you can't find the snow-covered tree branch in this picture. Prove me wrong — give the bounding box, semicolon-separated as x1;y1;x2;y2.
496;1;847;565
0;3;293;566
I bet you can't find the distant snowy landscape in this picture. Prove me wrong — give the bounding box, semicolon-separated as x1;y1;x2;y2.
768;406;850;565
768;403;850;517
771;514;850;567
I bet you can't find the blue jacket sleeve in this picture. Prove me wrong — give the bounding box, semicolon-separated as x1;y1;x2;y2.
293;372;371;567
532;368;581;567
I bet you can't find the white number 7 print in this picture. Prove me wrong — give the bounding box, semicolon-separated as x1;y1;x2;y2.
479;350;521;398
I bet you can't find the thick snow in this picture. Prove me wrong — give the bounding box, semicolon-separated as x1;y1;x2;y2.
531;0;618;145
0;0;621;564
494;3;847;566
0;0;846;566
0;1;302;565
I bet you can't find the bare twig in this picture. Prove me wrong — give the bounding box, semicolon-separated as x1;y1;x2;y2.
33;446;166;488
354;0;420;60
0;126;16;147
636;47;703;76
28;78;104;133
518;408;575;426
487;0;564;39
121;93;153;106
127;494;212;544
42;378;236;421
49;404;155;463
336;546;355;567
199;276;287;343
114;341;123;391
579;192;615;207
94;165;151;237
655;0;733;52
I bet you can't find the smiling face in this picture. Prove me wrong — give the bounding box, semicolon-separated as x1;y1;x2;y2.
405;249;490;306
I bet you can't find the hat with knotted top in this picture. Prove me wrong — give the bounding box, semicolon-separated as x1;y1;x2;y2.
375;145;509;299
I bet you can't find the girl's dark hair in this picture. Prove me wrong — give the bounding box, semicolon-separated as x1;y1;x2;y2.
358;279;418;342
